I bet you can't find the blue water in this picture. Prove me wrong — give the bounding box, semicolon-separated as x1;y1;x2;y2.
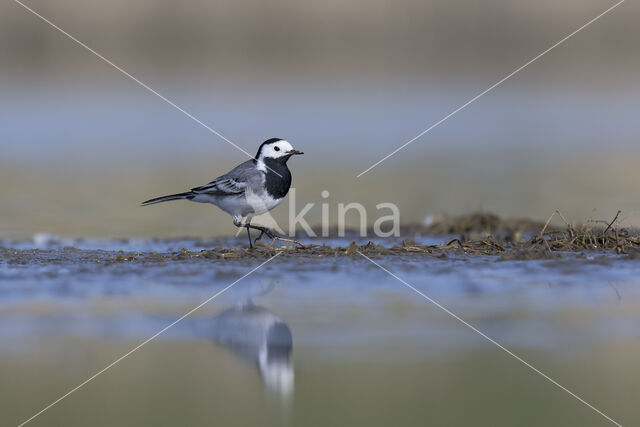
1;237;638;349
2;237;639;426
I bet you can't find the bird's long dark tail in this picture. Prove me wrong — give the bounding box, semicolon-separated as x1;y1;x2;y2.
140;192;195;206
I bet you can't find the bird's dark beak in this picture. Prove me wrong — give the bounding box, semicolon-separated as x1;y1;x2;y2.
288;149;304;155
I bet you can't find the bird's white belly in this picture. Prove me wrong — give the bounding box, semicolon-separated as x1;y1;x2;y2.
245;191;283;214
194;192;283;217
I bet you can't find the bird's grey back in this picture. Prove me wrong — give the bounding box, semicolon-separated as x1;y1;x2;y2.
192;159;264;195
226;159;264;184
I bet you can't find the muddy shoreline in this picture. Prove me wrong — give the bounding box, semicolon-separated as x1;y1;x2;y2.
3;212;639;264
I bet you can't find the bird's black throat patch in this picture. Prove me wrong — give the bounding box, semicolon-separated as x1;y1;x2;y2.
261;157;292;199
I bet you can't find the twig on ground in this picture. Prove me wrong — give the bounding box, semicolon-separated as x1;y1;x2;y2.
269;236;307;249
603;210;622;235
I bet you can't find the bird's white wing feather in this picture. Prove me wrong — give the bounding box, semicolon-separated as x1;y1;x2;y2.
192;178;247;195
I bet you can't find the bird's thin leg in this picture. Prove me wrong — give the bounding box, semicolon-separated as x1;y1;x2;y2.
244;216;255;249
238;223;274;244
246;224;275;240
254;229;266;244
233;215;253;249
242;223;306;248
246;225;253;249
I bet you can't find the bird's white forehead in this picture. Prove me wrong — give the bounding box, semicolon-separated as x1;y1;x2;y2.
260;139;294;159
273;140;293;150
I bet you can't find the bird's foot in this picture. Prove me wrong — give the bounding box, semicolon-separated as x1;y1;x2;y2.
247;225;306;249
252;226;276;243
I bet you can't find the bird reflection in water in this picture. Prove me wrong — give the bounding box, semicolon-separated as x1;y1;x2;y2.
210;303;293;396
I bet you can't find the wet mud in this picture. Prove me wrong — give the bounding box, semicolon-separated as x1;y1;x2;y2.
1;212;638;266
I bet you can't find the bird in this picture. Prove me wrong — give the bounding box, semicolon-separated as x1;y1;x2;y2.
209;304;294;396
140;138;303;248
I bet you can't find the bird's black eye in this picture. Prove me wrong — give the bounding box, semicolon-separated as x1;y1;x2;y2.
274;146;280;151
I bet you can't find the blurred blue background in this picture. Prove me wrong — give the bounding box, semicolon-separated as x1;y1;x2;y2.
1;0;638;237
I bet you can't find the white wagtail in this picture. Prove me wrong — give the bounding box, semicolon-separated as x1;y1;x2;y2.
211;304;293;395
141;138;303;248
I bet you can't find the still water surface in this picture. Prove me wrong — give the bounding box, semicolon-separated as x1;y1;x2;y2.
1;238;638;426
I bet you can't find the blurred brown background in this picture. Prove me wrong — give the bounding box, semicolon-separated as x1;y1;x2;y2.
1;0;638;238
